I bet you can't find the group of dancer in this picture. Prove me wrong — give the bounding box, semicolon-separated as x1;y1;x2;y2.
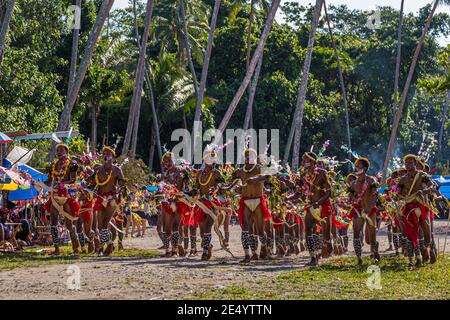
154;145;447;271
39;142;448;270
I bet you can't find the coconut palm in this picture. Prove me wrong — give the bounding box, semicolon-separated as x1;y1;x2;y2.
0;0;15;65
284;0;324;169
122;0;154;158
67;0;81;128
382;0;450;179
216;0;281;136
392;0;405;123
50;0;115;160
323;0;351;150
192;0;221;159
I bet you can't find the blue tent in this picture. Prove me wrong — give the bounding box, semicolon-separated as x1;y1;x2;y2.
432;175;450;200
2;159;47;201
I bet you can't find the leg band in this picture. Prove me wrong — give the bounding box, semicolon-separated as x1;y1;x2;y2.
202;233;212;251
50;226;60;246
306;235;315;257
353;238;362;258
190;236;197;249
259;234;267;247
241;231;250;250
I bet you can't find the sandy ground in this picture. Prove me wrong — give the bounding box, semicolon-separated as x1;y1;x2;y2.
0;220;449;300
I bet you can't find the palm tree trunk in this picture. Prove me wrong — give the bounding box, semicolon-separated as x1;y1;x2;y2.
0;0;15;65
179;0;199;96
90;101;98;150
192;0;221;158
381;0;440;179
438;89;449;163
129;0;161;163
0;0;7;25
122;0;154;157
323;0;351;150
67;0;81;128
243;51;263;130
216;0;281;138
285;0;323;169
50;0;115;160
149;126;155;170
246;0;255;69
392;0;404;124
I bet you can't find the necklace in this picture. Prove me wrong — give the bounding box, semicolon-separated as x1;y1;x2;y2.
243;163;257;173
96;168;113;186
199;169;214;186
52;158;70;179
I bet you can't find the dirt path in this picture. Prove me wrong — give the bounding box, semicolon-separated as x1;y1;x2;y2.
0;221;449;300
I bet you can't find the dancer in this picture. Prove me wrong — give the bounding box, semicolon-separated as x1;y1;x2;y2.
43;144;81;255
348;158;380;266
91;146;127;256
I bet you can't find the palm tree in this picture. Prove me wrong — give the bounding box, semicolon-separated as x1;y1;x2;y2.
0;0;7;25
243;0;270;131
122;0;154;158
0;0;15;65
129;0;161;160
216;0;281;136
192;0;221;159
323;0;351;151
243;52;263;130
179;0;199;96
381;0;449;179
50;0;115;160
438;89;449;162
284;0;324;169
392;0;405;123
67;0;81;128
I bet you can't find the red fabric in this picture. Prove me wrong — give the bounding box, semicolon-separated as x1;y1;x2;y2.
177;201;193;225
402;202;428;248
286;212;302;225
193;199;215;225
349;205;378;220
80;200;93;222
94;191;118;212
332;214;347;229
43;188;80;217
271;214;283;230
160;201;173;215
237;195;271;227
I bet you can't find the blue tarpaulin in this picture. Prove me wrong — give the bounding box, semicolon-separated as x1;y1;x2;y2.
432;175;450;200
2;159;47;201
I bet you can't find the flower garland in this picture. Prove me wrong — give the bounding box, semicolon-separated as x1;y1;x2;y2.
51;158;71;180
95;169;113;186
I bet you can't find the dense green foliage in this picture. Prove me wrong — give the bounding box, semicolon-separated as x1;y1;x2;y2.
0;0;449;174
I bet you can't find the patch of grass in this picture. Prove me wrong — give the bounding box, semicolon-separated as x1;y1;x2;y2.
188;255;450;300
0;246;160;271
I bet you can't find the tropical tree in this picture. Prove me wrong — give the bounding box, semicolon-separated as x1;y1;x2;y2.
0;0;15;65
122;0;154;158
216;0;281;136
285;0;324;169
382;0;450;178
67;0;82;127
50;0;115;159
391;0;404;123
192;0;221;158
323;0;351;151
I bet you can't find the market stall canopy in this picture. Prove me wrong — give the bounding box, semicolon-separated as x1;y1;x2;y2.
432;175;450;200
6;146;33;166
3;159;47;201
0;132;13;144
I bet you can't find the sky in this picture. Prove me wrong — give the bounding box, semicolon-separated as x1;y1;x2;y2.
112;0;450;46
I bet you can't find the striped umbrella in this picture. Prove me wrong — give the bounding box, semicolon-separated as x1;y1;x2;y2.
0;132;12;143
